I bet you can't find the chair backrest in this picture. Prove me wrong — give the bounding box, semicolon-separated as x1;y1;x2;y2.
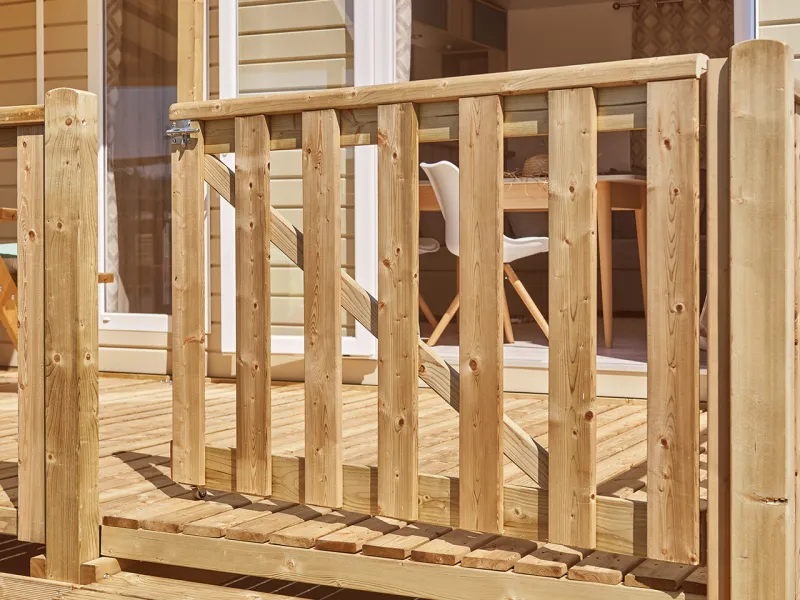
420;161;460;256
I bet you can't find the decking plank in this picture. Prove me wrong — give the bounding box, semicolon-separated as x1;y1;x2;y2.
362;522;452;560
315;516;406;553
624;559;697;591
461;536;537;571
410;529;497;566
568;551;644;585
183;499;296;538
269;510;369;548
226;504;332;543
514;543;591;578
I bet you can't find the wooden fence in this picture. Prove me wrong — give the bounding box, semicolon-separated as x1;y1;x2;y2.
0;89;100;584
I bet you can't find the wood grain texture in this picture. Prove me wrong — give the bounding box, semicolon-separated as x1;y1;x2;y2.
547;87;598;548
0;104;44;127
458;95;504;534
362;522;452;559
302;109;342;508
171;120;206;486
203;156;548;488
16;125;44;544
316;516;406;553
646;78;700;564
704;57;731;600
234;115;271;496
177;0;204;103
43;88;100;583
377;103;419;521
729;39;796;599
170;54;707;120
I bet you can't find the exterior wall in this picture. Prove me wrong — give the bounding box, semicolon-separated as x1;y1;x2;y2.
43;0;89;93
758;0;800;78
207;0;356;377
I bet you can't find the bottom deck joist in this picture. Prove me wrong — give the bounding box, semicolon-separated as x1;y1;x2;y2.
99;518;708;600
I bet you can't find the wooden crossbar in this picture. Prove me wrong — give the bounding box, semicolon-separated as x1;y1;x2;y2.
203;154;549;490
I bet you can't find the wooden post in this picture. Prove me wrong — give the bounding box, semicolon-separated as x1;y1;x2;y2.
234;115;271;496
645;78;701;565
795;93;800;600
43;88;99;583
706;57;732;600
547;87;598;548
303;109;343;508
458;95;504;534
16;124;44;544
171;120;206;486
377;103;419;521
729;39;796;600
177;0;205;104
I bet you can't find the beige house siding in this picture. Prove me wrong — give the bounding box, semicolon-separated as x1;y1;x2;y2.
759;0;800;78
44;0;89;92
207;0;355;377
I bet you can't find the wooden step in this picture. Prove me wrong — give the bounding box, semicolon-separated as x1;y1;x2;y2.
183;499;296;538
269;510;369;548
410;529;497;566
226;504;332;543
568;551;644;585
461;536;538;571
514;543;591;578
362;522;452;559
315;516;406;553
624;559;697;591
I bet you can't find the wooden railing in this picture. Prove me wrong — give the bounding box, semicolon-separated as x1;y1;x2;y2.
1;89;100;584
167;39;800;595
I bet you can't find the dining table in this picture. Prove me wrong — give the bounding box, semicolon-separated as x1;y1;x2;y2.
419;173;647;349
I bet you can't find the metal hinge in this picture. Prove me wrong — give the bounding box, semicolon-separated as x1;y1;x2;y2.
166;120;201;146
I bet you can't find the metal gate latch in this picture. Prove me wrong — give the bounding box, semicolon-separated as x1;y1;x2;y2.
166;120;201;146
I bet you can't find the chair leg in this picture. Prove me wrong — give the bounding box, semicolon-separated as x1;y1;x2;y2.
427;294;459;346
598;181;613;348
634;201;647;316
502;285;514;344
503;264;549;340
418;294;439;328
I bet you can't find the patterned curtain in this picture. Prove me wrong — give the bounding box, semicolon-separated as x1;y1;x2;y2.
396;0;412;82
630;0;733;169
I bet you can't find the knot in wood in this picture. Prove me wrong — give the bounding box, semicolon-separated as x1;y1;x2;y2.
663;138;671;150
53;353;61;364
468;359;478;371
65;118;73;127
660;437;669;449
673;302;685;313
27;230;36;242
584;410;594;422
394;416;405;430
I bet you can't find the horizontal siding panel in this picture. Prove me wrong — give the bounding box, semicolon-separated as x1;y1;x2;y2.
759;23;800;54
0;29;36;56
239;1;347;34
0;80;36;104
0;55;36;83
239;57;351;93
270;148;353;178
759;0;800;24
43;77;88;92
239;28;351;63
44;0;88;25
44;23;87;51
44;50;88;79
0;1;35;29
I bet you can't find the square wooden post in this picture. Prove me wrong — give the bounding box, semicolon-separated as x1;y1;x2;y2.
43;88;100;583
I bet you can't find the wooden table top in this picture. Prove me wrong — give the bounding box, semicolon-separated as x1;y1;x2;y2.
419;173;646;212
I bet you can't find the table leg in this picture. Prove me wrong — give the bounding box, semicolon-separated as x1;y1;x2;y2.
634;190;647;316
501;284;515;344
598;181;613;348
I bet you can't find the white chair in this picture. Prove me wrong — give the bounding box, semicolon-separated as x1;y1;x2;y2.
420;161;550;346
418;237;440;328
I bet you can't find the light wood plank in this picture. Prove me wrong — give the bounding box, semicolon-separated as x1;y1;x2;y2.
177;0;204;103
171;54;706;121
182;498;295;538
269;510;368;548
234;115;271;496
705;57;732;600
458;95;504;534
377;102;419;521
226;504;332;544
140;494;254;534
302;109;343;508
0;105;44;127
547;87;598;548
411;529;498;566
729;39;796;599
461;536;537;572
44;88;100;583
171;120;206;486
514;543;591;578
362;522;452;559
16;125;44;544
646;78;701;564
315;516;406;554
568;551;644;585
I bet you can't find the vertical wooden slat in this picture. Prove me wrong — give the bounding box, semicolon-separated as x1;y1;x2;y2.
303;109;343;508
730;40;796;600
234;115;271;496
547;87;598;548
44;88;100;583
177;0;205;103
795;98;800;600
171;120;206;486
646;78;701;565
17;125;44;544
705;57;731;600
377;103;419;521
458;95;504;534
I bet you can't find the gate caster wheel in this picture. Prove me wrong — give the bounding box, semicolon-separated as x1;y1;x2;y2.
192;486;207;500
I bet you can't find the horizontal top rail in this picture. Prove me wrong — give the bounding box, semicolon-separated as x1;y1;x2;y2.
0;105;45;128
170;53;708;121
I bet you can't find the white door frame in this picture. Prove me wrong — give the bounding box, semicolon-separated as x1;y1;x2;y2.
735;0;757;43
219;0;395;357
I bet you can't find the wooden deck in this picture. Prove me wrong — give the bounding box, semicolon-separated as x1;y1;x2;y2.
0;372;708;598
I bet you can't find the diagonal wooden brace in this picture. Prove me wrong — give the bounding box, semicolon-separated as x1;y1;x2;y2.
204;154;548;488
